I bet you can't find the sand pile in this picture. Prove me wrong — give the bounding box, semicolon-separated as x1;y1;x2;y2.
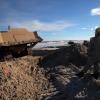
0;56;50;100
0;44;100;100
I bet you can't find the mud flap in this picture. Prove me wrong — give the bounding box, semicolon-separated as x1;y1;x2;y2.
94;79;100;87
28;48;33;55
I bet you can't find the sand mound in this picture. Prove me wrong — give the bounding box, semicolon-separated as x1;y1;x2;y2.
0;56;50;100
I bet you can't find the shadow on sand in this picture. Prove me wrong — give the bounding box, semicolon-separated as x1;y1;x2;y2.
49;75;100;100
39;46;100;100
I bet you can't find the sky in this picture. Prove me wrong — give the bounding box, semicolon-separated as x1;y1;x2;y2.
0;0;100;40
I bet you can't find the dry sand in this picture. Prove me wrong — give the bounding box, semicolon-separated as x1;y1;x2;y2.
0;56;51;100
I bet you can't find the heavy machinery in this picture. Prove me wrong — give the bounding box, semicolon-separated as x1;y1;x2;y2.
0;27;42;59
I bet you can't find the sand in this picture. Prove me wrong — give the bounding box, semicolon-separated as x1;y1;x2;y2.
0;46;100;100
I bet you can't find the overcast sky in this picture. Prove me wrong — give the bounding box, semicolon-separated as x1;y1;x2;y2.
0;0;100;40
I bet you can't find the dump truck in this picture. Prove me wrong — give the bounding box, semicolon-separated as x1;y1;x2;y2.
0;27;42;59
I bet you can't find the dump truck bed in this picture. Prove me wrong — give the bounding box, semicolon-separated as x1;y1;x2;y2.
0;28;41;46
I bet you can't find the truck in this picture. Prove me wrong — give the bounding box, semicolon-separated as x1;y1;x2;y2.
0;27;42;59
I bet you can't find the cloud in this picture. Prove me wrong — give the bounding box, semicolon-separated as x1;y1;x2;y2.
90;28;94;31
81;26;98;31
11;20;75;32
91;7;100;16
